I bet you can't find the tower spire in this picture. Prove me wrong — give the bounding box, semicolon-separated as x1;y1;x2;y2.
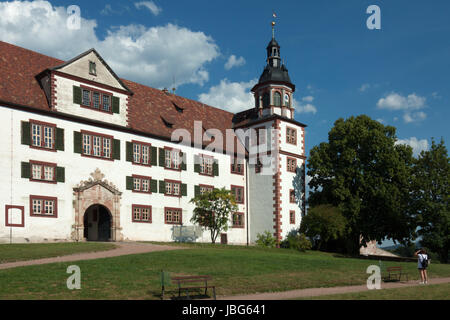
272;11;277;39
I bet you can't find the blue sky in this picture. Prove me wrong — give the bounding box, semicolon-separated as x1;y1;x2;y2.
0;0;448;247
1;0;448;158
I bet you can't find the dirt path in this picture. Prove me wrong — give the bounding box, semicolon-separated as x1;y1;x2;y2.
0;242;184;270
218;277;450;300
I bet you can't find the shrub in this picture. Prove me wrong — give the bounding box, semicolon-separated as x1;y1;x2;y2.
255;231;277;248
280;230;312;252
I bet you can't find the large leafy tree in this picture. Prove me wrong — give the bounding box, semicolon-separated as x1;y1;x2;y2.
307;115;416;254
413;138;450;263
190;188;238;244
299;204;347;251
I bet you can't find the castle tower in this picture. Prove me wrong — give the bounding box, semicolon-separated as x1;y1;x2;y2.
233;19;307;245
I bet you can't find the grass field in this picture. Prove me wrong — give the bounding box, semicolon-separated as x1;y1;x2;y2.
0;242;117;263
299;283;450;300
0;242;449;299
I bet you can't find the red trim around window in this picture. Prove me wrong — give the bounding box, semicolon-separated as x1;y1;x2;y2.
164;147;182;171
230;156;245;175
286;126;297;145
131;204;152;223
80;85;114;114
231;185;245;204
131;140;152;167
29;160;57;184
5;205;25;227
131;175;152;194
198;153;215;176
80;130;114;161
232;212;245;228
29;195;58;218
287;157;297;173
290;210;296;224
164;207;182;225
290;189;296;203
29;119;57;152
164;179;182;198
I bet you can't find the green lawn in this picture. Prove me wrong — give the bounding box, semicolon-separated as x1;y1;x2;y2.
0;242;117;263
299;283;450;300
1;243;449;300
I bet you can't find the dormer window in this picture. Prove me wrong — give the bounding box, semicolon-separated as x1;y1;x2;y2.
89;61;97;76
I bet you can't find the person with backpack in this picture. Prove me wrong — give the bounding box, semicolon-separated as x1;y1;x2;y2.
414;248;430;284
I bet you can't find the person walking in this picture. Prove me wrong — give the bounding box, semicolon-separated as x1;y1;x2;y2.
414;248;430;284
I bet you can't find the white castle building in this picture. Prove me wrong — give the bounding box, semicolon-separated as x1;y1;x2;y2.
0;31;306;245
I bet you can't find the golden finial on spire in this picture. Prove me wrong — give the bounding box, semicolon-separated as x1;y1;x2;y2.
272;12;277;39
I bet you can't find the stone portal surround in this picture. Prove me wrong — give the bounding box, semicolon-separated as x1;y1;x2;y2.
72;169;123;241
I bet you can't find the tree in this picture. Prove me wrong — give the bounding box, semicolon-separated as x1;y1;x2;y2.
307;115;416;254
190;188;238;244
413;138;450;263
299;205;347;251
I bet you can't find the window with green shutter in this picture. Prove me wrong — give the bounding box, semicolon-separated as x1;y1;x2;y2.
126;176;134;190
213;160;219;176
21;121;31;146
56;167;65;183
194;155;200;173
181;152;187;171
181;183;187;197
73;86;82;105
159;180;166;193
21;162;30;179
158;148;165;167
150;179;158;193
194;185;200;197
112;97;120;114
113;139;120;160
126;141;133;162
56;128;64;151
151;147;158;166
73;131;82;154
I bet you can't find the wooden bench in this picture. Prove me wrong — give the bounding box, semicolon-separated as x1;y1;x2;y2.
172;275;216;300
160;272;216;300
384;266;408;282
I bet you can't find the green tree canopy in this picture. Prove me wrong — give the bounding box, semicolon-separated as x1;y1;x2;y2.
307;115;416;254
300;204;347;250
413;138;450;263
190;188;238;244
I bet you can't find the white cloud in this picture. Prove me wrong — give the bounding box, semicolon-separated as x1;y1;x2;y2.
224;55;246;70
403;111;427;123
359;83;371;92
295;96;317;114
376;92;427;124
198;79;257;113
377;92;426;111
395;137;429;157
0;1;219;89
134;1;162;16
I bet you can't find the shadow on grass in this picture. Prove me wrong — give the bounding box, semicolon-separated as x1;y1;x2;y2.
148;288;214;300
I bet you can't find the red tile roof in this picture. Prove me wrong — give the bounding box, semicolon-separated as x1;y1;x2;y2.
0;41;245;155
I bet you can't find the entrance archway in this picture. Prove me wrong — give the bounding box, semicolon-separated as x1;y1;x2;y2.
83;204;112;241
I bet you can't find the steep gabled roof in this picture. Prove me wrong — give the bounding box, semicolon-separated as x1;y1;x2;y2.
0;41;245;155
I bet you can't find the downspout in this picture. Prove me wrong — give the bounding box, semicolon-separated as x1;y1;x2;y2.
245;160;249;246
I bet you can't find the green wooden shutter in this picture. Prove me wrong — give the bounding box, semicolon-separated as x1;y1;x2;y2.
112;97;120;114
194;155;200;173
150;179;158;193
181;183;187;197
73;86;82;105
151;147;158;166
194;185;200;197
113;139;121;160
213;160;219;176
21;162;30;179
181;152;187;171
126;176;134;190
159;180;166;193
158;148;165;167
21;121;31;146
56;167;65;183
73;131;82;154
126;142;133;162
56;128;64;151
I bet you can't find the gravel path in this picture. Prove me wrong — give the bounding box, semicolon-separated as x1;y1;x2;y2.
218;277;450;300
0;242;184;270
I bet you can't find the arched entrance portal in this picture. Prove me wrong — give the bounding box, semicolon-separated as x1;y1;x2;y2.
83;205;112;241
